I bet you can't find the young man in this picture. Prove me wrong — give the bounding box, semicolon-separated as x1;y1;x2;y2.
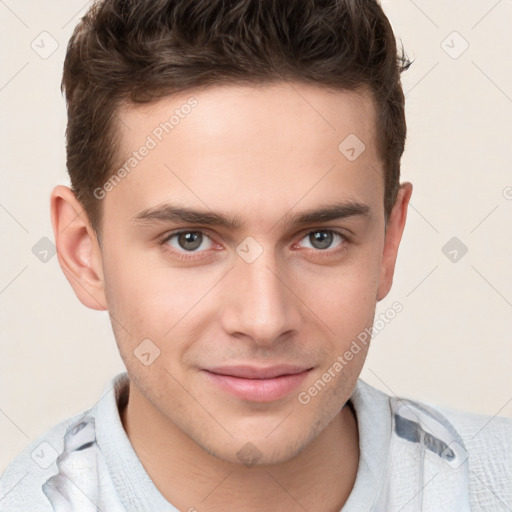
1;0;511;510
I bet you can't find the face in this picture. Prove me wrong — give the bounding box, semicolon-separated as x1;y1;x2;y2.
81;83;407;464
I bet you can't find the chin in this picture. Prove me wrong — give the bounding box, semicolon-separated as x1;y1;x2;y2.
201;428;314;468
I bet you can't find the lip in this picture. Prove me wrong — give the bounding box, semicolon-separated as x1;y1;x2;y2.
202;365;312;402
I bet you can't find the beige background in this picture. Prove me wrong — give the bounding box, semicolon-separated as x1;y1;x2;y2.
1;0;511;474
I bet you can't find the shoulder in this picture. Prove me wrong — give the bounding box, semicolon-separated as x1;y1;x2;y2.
354;380;512;510
0;411;89;511
0;373;128;511
434;402;512;511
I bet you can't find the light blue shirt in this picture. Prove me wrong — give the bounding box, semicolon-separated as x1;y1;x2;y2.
1;372;511;511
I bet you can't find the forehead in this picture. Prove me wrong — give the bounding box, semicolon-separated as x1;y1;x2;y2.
105;82;383;228
118;81;377;154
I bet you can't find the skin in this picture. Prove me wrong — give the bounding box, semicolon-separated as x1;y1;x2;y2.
51;82;412;512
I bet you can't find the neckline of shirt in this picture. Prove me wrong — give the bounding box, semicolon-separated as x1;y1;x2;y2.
92;372;392;512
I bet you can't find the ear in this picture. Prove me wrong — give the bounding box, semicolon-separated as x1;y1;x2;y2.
50;185;107;310
377;182;413;301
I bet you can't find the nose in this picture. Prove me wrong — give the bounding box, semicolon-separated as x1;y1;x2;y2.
219;249;302;347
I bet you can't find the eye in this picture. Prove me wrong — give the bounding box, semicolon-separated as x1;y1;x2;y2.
164;230;214;252
297;230;346;250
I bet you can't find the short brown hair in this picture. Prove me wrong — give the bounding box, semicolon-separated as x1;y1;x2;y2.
62;0;410;232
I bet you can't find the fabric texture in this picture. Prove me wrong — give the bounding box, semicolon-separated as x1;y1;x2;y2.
1;372;511;511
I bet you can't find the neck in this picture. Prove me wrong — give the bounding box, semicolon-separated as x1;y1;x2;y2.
121;382;359;512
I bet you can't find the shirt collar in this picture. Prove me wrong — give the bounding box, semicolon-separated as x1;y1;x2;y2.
92;372;392;512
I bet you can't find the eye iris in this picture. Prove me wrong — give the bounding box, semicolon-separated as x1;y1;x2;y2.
178;231;202;251
310;231;333;250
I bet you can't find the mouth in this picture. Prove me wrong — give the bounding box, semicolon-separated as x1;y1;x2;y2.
202;364;313;402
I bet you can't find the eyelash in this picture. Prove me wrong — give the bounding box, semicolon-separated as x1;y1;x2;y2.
159;229;220;261
159;228;350;261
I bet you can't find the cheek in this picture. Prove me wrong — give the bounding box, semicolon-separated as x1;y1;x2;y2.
101;249;174;362
294;243;382;329
103;247;181;323
102;248;224;366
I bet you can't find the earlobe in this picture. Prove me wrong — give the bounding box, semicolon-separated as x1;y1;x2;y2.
376;182;413;301
50;185;107;311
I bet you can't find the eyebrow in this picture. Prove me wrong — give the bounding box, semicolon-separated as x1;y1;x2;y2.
132;200;371;230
